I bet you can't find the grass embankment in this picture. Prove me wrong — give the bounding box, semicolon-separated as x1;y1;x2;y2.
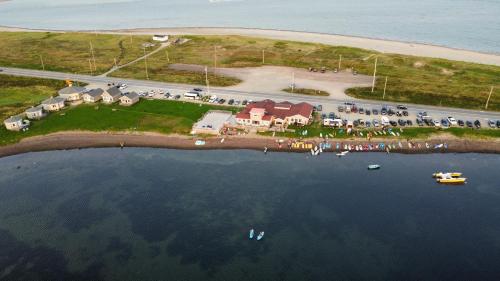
0;75;67;120
282;87;329;96
0;32;158;75
112;35;500;111
0;99;238;146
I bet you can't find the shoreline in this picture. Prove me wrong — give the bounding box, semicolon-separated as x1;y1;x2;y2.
0;26;499;66
1;132;499;159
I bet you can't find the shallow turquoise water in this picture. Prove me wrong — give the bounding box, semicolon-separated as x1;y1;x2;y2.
0;0;499;53
0;148;500;280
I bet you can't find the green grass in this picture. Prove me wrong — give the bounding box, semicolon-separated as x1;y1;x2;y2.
0;75;67;120
0;32;158;75
112;35;500;111
0;99;238;146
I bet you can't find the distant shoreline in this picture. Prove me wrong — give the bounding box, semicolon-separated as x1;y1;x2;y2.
0;132;499;159
0;25;499;66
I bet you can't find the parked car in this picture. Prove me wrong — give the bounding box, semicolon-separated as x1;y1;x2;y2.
174;94;181;99
397;105;408;110
228;99;235;105
316;105;323;111
372;109;378;115
321;113;327;119
372;119;380;127
398;119;406;126
457;120;464;127
328;112;336;119
234;100;240;106
441;119;449;127
497;120;500;128
447;116;457;126
366;121;371;127
359;108;365;114
338;106;345;112
466;120;473;128
488;119;496;128
164;93;171;99
351;106;358;113
406;120;413;126
433;120;441;127
416;118;424;126
218;99;226;104
242;100;248;106
193;88;203;92
365;110;371;116
380;108;387;115
388;109;395;116
403;111;409;116
474;120;481;128
390;120;398;127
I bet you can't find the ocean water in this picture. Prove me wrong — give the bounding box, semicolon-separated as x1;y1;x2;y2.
0;0;499;53
0;148;499;280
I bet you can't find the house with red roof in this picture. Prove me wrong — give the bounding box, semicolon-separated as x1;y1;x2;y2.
235;99;313;128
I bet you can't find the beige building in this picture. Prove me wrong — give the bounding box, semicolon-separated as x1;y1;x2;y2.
42;97;66;112
119;92;140;106
4;116;27;131
58;86;85;102
102;87;122;104
25;105;46;120
82;88;104;103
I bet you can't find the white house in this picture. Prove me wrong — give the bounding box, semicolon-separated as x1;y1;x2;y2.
41;97;66;112
152;35;169;42
25;105;46;120
102;87;122;104
58;86;85;102
82;88;104;103
119;92;140;106
4;116;27;131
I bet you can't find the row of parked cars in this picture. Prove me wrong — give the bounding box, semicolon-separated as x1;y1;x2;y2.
206;95;249;106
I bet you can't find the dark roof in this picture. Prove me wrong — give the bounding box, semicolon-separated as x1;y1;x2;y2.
58;86;85;96
85;88;104;97
236;99;313;120
106;86;122;97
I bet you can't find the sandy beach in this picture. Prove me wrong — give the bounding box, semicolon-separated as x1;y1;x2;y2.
0;26;499;66
0;131;499;159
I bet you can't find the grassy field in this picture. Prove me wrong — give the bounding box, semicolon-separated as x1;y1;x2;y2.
282;87;329;96
0;75;67;120
0;99;238;146
0;32;158;75
111;35;500;111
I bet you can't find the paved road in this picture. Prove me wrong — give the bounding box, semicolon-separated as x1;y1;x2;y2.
1;66;499;123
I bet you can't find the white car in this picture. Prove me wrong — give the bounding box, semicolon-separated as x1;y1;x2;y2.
447;116;457;125
433;120;441;127
209;95;217;103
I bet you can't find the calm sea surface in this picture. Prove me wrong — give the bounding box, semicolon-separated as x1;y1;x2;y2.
0;0;499;53
0;148;499;280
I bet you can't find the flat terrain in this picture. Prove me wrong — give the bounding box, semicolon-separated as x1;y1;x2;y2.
0;99;237;146
0;75;66;120
0;32;158;75
111;35;500;111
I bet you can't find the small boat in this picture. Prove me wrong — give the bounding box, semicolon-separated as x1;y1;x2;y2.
195;140;205;146
433;172;462;178
336;151;349;157
437;177;467;184
264;147;268;154
368;164;381;170
257;231;265;241
220;138;225;143
249;229;255;239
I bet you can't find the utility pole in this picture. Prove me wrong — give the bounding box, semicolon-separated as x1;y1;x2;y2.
338;55;342;70
114;58;117;68
291;72;295;93
165;50;170;62
485;86;494;109
382;76;388;99
143;47;149;80
262;49;265;64
371;56;378;93
88;59;93;75
214;46;217;69
89;41;96;71
205;66;210;95
39;54;45;70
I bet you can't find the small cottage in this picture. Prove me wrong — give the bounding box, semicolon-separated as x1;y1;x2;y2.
42;97;66;112
58;86;85;102
82;88;104;103
119;92;140;106
4;116;26;131
25;105;46;120
102;87;122;104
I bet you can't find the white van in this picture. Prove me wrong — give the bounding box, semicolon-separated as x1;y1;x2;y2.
184;91;202;100
381;116;390;126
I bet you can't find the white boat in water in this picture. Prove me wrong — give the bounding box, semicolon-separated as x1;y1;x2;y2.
249;229;255;239
336;151;349;157
257;231;265;241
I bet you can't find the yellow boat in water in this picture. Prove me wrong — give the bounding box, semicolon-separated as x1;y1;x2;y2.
432;172;462;178
436;177;467;184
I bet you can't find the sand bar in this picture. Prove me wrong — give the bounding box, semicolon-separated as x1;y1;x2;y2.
0;26;499;66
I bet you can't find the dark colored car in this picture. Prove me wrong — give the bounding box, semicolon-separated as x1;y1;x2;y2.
338;106;344;112
441;119;449;127
416;118;423;126
390;120;398;127
380;108;387;115
457;120;465;127
359;108;365;114
466;120;473;128
474;120;481;128
328;112;335;119
497;120;500;128
321;113;327;119
353;120;360;127
398;119;406;126
406;120;413;126
228;99;234;105
174;94;181;99
317;105;323;111
365;110;371;116
242;100;248;106
397;105;408;110
372;109;379;115
403;111;409;116
193;88;203;92
388;109;395;116
351;106;358;113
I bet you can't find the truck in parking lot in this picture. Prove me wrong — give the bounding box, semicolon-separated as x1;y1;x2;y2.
184;91;202;100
